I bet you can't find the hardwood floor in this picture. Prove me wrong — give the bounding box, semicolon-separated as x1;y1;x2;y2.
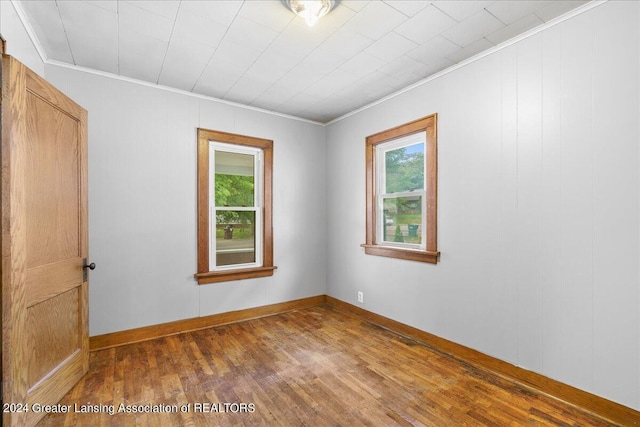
37;306;617;426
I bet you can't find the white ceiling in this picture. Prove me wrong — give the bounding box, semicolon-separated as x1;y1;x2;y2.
17;0;588;123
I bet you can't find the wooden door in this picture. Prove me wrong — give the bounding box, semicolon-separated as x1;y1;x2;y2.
1;55;89;426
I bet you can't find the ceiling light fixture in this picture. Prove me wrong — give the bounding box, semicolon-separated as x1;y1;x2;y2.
284;0;337;27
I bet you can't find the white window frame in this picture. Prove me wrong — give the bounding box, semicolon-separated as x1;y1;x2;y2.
209;141;264;271
375;132;427;250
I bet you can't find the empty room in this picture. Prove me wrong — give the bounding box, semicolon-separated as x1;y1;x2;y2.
1;0;640;425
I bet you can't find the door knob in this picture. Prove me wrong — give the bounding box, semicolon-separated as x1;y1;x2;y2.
82;260;95;281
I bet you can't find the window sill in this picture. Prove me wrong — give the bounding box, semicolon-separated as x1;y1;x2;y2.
361;244;439;264
194;266;278;284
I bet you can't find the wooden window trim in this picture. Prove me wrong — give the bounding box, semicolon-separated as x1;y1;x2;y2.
195;128;276;284
361;114;439;263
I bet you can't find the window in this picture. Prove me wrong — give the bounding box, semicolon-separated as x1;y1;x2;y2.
195;128;276;284
362;114;439;263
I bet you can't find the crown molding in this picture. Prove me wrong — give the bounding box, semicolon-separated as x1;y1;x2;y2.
326;0;608;126
11;0;607;127
9;0;324;127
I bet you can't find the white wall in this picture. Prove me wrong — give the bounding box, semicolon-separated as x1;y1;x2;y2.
3;0;639;413
0;1;44;75
2;0;328;343
41;65;327;337
326;0;640;411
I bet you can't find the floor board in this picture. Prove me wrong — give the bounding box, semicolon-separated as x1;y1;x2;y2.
37;306;617;426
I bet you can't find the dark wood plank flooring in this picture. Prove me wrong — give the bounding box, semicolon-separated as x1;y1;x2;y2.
37;305;617;426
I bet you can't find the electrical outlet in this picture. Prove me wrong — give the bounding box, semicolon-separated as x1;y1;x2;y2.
357;291;364;303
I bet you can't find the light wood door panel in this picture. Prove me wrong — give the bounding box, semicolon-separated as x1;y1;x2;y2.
25;91;80;268
2;55;89;427
27;288;80;387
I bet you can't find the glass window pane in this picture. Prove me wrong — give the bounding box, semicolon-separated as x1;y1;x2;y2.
214;151;254;207
381;196;422;245
215;210;256;266
384;142;424;193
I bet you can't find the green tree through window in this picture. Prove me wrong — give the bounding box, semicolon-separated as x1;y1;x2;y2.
215;174;255;227
385;143;424;193
215;174;254;207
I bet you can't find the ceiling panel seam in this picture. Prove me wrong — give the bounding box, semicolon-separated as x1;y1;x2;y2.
10;0;606;126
